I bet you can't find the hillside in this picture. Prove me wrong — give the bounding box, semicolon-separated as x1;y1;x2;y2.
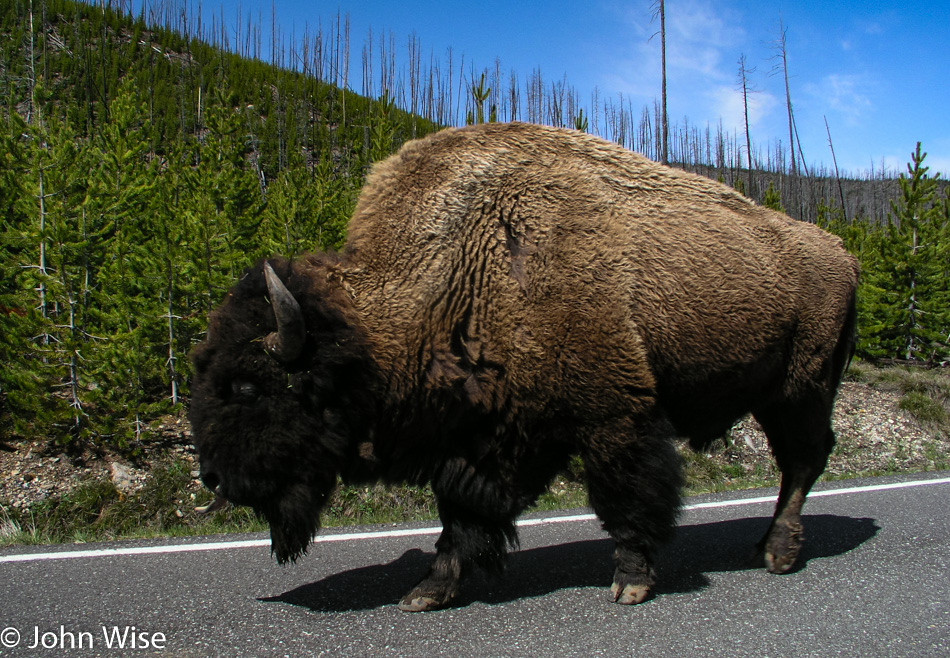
2;0;439;165
1;0;439;450
1;0;948;458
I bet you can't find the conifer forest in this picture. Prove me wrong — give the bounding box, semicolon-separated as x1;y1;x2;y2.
1;0;948;452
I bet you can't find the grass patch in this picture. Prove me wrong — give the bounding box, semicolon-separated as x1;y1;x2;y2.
923;440;950;470
323;484;437;526
867;364;950;398
0;461;269;547
843;361;868;382
679;446;778;496
860;363;950;431
1;459;443;546
531;477;589;511
899;391;947;424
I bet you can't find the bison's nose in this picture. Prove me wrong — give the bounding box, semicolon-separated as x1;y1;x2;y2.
201;470;222;494
196;469;229;515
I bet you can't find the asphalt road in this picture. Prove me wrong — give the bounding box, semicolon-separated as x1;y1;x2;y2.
1;471;948;657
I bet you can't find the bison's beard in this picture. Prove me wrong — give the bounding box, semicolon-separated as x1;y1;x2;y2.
262;482;330;565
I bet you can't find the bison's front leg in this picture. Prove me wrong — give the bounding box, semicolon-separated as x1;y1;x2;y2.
397;545;463;612
398;498;517;612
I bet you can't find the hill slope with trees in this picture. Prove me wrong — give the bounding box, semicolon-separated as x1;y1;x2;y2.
0;0;947;456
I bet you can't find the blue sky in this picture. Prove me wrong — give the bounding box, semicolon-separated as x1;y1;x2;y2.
170;0;948;178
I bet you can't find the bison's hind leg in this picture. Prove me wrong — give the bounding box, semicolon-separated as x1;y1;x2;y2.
581;417;682;605
755;293;855;573
753;393;836;574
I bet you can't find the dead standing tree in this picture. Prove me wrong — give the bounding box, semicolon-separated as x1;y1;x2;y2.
771;18;801;219
651;0;669;166
736;54;758;198
824;116;848;219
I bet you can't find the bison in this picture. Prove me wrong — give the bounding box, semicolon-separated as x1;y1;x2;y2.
190;122;859;611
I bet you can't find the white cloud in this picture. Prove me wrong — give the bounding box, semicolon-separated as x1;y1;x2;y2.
665;0;745;79
867;151;949;180
669;0;744;47
806;74;874;126
927;157;950;179
710;85;780;134
599;0;745;99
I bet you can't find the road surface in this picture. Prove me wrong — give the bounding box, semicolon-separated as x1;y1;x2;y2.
1;472;948;656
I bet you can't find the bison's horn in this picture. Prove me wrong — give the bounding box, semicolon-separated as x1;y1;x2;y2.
263;261;306;362
195;495;228;515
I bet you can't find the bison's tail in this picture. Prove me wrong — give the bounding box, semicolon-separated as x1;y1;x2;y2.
833;290;859;383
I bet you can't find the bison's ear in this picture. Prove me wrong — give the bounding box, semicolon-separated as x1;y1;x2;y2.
263;261;306;362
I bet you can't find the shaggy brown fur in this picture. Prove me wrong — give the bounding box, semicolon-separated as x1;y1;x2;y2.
190;122;859;612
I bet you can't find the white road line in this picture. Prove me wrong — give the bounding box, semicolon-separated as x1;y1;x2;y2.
682;476;950;511
2;476;948;564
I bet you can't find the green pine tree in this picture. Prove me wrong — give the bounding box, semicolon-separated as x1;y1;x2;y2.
762;180;784;212
80;81;165;447
368;92;397;164
0;111;56;440
14;105;98;442
181;91;264;316
257;156;353;260
860;143;949;363
816;199;867;258
468;73;491;126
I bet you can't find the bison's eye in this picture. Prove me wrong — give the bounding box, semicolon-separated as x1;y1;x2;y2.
232;380;259;401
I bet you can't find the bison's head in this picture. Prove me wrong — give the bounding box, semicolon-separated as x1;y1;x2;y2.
189;257;372;564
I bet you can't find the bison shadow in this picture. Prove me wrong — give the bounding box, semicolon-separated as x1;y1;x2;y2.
260;514;878;613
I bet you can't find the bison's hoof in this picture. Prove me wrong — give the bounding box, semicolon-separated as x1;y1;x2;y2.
762;520;804;574
764;549;798;574
397;596;447;613
610;581;652;605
